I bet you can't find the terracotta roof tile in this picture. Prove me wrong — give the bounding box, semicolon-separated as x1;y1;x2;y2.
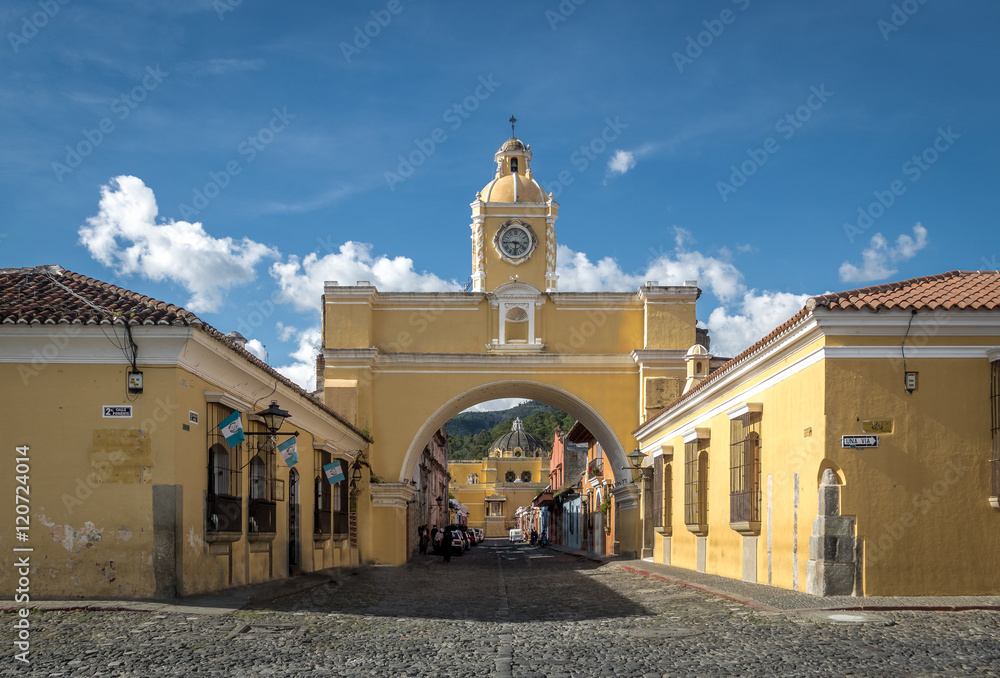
0;265;372;443
636;270;1000;435
808;270;1000;311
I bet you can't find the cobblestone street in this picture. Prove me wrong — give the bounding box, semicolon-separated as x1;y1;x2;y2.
5;540;1000;677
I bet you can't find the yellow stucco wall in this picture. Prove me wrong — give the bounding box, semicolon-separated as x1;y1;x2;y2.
0;329;366;599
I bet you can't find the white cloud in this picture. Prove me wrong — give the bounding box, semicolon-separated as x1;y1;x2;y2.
463;399;530;413
244;339;268;361
78;175;277;313
272;326;322;392
607;150;636;176
706;290;811;358
556;244;808;359
839;223;929;284
270;241;460;312
556;245;744;303
673;226;695;249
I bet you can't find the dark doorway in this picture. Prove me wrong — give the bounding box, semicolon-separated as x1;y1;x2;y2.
288;468;299;572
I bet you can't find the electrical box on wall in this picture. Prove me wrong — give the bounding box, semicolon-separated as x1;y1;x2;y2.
905;371;918;393
128;370;144;394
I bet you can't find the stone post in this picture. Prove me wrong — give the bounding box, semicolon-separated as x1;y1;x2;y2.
805;469;856;596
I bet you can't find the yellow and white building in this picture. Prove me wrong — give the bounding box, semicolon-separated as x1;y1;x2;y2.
0;266;371;599
635;270;1000;596
320;134;702;564
449;418;550;537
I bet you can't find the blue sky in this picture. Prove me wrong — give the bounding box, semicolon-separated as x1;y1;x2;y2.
2;1;998;398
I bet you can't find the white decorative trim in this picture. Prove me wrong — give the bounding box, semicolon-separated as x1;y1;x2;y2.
824;346;999;359
988;347;1000;362
815;308;1000;336
652;445;673;460
682;427;710;443
727;402;763;419
204;391;252;411
369;483;416;509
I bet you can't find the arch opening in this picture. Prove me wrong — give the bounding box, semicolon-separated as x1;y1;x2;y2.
399;380;628;485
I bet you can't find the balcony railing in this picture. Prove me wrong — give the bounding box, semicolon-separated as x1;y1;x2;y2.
207;495;242;533
248;499;276;534
314;509;332;535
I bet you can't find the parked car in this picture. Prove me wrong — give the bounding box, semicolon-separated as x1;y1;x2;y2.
464;527;478;546
509;528;523;543
446;525;467;555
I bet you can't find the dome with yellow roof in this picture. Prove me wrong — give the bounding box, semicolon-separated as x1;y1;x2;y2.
478;136;549;204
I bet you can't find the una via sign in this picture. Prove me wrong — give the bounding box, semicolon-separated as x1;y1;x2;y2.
842;435;878;448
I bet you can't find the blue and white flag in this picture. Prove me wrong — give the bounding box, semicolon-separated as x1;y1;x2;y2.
218;410;245;447
278;437;298;467
323;461;345;484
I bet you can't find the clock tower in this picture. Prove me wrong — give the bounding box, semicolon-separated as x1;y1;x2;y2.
470;131;559;293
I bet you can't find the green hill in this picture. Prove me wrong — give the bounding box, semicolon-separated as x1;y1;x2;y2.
447;401;575;461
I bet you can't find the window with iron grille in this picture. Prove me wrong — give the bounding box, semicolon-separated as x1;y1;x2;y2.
315;450;332;535
730;411;762;528
247;421;281;535
653;456;663;528
333;469;349;535
664;463;672;531
991;359;1000;499
206;403;243;534
684;439;708;530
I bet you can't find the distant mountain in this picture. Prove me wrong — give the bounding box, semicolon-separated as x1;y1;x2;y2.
447;401;575;461
446;401;557;436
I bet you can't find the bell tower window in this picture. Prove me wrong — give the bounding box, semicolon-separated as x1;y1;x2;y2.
510;157;518;174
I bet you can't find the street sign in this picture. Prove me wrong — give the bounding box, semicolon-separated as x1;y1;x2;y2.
842;435;878;448
102;405;133;418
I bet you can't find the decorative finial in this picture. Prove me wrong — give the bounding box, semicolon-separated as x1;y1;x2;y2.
509;115;517;136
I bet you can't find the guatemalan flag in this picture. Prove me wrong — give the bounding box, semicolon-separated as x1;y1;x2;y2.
218;410;245;446
323;461;345;484
278;437;298;467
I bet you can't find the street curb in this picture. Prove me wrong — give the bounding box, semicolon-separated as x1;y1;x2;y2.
620;565;1000;613
620;565;779;612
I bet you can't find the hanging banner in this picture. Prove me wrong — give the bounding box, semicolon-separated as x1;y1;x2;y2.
278;437;298;467
324;460;346;484
218;410;245;446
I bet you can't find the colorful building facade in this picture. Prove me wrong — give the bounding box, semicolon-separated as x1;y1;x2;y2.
0;266;371;599
635;271;1000;596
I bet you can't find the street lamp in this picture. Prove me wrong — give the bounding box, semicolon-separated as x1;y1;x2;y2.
243;400;299;437
625;446;647;483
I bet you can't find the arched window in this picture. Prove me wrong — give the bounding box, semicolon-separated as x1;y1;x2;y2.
504;307;529;343
249;455;266;500
510;157;518;174
208;444;230;497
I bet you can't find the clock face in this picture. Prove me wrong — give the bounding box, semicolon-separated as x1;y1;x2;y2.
500;227;531;257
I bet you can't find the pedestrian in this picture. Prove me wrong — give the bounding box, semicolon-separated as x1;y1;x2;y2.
441;525;453;563
430;525;438;553
418;525;429;555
